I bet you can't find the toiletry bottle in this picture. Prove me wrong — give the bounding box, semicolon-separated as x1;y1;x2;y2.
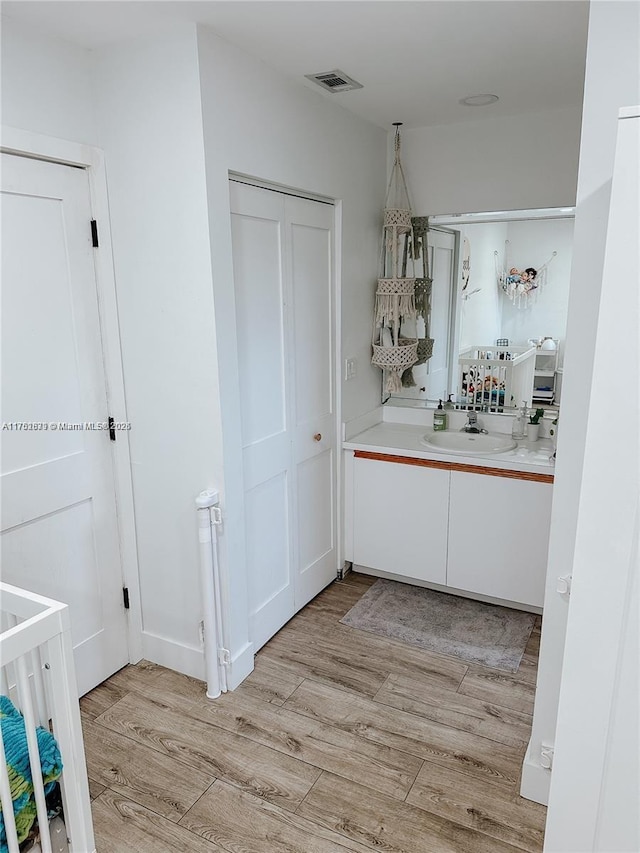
433;400;447;431
511;402;527;440
444;394;455;411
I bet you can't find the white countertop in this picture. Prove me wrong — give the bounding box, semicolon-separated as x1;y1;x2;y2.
343;422;556;476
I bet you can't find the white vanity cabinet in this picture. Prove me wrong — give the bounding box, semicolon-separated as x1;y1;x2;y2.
447;470;553;607
346;450;554;609
352;454;449;585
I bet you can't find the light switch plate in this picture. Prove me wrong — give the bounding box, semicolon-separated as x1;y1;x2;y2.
345;358;357;380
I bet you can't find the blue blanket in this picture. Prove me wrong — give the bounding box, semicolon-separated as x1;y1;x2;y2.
0;695;63;851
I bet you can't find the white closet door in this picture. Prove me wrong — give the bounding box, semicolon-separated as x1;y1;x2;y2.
1;153;129;695
286;196;336;610
230;183;293;651
230;182;336;651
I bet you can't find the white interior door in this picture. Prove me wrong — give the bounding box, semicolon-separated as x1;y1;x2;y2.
1;153;129;695
230;181;337;652
424;229;456;401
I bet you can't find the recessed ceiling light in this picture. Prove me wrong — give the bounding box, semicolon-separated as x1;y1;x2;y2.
460;94;499;107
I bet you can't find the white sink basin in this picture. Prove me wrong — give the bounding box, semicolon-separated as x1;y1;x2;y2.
420;431;517;456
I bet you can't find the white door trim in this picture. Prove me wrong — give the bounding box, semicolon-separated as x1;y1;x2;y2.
333;199;344;577
1;125;143;664
229;173;335;206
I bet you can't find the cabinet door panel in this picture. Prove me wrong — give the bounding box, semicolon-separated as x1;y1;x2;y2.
353;458;449;584
447;471;552;607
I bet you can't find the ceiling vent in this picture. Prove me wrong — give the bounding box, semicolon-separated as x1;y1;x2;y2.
305;70;363;93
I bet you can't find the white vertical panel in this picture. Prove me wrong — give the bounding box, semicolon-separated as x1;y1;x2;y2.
231;210;286;447
291;221;333;425
0;193;84;473
448;472;552;607
297;450;333;573
2;502;102;647
287;196;337;610
353;458;449;584
244;472;292;650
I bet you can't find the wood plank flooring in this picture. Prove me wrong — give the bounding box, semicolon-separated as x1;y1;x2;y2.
82;573;546;852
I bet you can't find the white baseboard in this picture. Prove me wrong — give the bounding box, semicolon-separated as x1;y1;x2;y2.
520;739;551;805
228;641;254;690
141;632;254;692
141;631;206;681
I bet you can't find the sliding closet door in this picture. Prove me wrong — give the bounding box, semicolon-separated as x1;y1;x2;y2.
287;197;337;610
230;182;336;652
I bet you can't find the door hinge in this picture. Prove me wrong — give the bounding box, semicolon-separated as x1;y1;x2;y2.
122;587;130;610
108;416;116;441
90;219;99;248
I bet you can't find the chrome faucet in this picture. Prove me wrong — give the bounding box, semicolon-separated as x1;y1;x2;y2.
461;411;488;434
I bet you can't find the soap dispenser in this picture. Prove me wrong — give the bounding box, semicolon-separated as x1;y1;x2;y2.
444;394;455;411
511;402;527;440
433;400;448;431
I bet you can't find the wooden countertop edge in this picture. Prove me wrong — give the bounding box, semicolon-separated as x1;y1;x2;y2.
353;450;555;484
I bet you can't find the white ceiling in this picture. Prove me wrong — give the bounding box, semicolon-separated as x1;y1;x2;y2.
2;0;590;129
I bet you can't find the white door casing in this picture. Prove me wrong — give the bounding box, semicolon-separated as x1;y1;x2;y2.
424;229;456;401
1;152;130;694
230;181;337;652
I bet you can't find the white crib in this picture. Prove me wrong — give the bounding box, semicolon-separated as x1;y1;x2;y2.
457;344;536;412
0;583;95;853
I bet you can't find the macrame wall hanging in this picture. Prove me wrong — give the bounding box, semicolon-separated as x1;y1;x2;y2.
371;123;419;394
401;216;434;387
496;241;557;308
460;235;482;301
461;236;471;293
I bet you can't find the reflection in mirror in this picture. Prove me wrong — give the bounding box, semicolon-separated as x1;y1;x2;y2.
384;207;574;413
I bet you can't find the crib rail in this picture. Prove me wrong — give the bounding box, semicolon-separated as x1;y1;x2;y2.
458;344;535;412
0;583;95;853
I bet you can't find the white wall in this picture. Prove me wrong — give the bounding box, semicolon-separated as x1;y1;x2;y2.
521;0;640;811
545;107;639;852
401;107;582;216
197;25;386;425
91;27;222;676
195;25;386;669
458;222;507;350
1;13;385;685
500;218;574;366
1;15;97;144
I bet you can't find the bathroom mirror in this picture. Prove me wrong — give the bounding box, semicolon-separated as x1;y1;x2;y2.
383;207;575;413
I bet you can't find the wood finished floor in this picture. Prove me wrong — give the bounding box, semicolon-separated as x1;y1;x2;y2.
81;573;545;853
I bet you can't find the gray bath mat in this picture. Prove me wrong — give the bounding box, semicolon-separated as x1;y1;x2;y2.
340;579;535;672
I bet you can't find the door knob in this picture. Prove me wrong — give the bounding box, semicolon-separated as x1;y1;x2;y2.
313;433;322;442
